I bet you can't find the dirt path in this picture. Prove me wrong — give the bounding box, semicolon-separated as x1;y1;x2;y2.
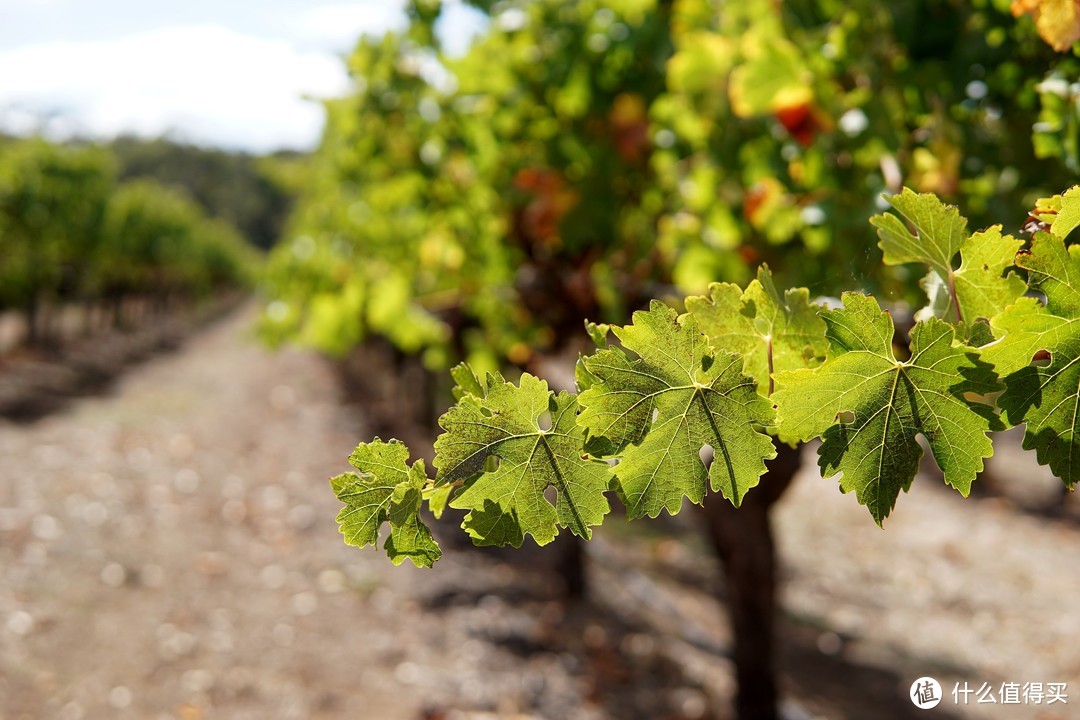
0;307;634;720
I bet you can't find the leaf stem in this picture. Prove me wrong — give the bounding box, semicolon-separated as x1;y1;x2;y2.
948;270;963;324
766;334;774;396
424;479;463;492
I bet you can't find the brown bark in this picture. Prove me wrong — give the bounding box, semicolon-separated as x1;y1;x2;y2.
700;442;801;720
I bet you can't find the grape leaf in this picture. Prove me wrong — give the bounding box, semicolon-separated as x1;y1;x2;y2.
331;438;441;568
981;232;1080;486
773;293;1000;525
577;301;776;517
585;320;611;349
450;361;485;401
872;188;967;281
433;372;611;547
1050;185;1080;239
1011;0;1080;53
871;189;1025;326
685;264;827;398
575;320;611;393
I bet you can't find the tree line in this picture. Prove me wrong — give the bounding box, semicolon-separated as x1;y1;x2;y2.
0;135;261;347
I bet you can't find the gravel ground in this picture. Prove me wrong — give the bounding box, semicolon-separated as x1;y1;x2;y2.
1;305;1078;720
774;441;1080;720
0;307;697;720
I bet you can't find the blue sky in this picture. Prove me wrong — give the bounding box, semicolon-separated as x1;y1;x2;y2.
0;0;487;152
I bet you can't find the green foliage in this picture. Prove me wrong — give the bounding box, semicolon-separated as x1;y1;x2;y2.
577;301;775;515
0;139;114;308
331;439;441;567
110;135;298;251
267;0;1073;368
331;187;1080;562
0;136;258;317
434;372;611;546
872;189;1027;334
983;231;1080;487
1032;70;1080;170
773;293;1000;525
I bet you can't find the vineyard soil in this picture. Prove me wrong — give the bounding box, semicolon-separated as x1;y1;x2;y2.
0;306;1076;719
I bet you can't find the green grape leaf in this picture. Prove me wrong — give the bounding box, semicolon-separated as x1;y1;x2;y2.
981;233;1080;487
686;264;828;399
575;320;612;392
434;373;611;547
773;293;1000;525
585;320;611;349
577;301;776;517
331;438;441;568
450;361;485;400
1050;186;1080;239
872;188;967;282
951;226;1026;322
872;189;1025;326
423;483;453;519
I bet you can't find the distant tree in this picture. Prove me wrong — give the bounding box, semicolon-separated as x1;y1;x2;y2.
109;135;300;250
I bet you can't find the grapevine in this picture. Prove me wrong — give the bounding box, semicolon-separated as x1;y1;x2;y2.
293;4;1080;719
263;0;1073;370
333;189;1079;561
332;189;1080;718
0;137;257;346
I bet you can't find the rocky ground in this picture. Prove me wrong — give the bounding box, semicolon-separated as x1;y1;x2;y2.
0;305;1077;720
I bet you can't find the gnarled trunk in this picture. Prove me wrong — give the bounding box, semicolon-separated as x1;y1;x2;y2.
700;442;801;720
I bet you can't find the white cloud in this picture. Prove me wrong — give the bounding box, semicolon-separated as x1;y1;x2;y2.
0;24;351;151
285;2;406;50
0;2;489;151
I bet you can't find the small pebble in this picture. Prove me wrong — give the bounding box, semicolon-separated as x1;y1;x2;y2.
31;514;61;540
6;610;34;635
291;591;318;616
108;686;132;709
101;563;126;588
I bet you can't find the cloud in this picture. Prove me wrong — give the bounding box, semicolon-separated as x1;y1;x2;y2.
284;2;407;50
0;2;489;150
0;24;351;151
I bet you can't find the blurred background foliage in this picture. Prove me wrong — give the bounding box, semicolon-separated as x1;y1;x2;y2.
260;0;1078;375
0;135;262;344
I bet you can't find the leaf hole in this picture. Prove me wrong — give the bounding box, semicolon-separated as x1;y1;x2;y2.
837;410;856;425
1032;349;1051;366
652;408;660;423
544;485;558;505
537;410;553;431
699;444;714;467
484;456;500;473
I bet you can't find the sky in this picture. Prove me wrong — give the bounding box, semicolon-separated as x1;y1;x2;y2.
0;0;487;152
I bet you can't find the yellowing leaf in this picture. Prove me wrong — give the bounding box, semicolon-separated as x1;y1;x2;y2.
1012;0;1080;52
729;37;812;118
